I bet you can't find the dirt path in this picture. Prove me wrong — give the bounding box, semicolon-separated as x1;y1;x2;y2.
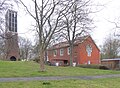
0;74;120;82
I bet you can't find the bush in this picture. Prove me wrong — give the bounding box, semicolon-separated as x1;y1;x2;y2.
78;64;109;70
99;65;109;70
77;64;100;69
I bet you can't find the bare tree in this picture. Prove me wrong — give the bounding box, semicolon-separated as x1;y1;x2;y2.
103;17;120;58
18;36;32;61
19;0;69;71
58;0;93;66
101;34;120;59
0;0;8;37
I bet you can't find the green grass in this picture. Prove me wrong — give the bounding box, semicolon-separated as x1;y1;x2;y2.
0;61;120;88
0;61;120;77
0;78;120;88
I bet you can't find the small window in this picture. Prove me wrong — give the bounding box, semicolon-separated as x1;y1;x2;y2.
86;45;92;56
67;47;70;55
88;60;91;64
53;50;57;56
60;48;64;56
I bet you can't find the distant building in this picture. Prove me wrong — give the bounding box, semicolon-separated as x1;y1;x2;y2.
5;9;19;61
101;58;120;70
47;36;100;66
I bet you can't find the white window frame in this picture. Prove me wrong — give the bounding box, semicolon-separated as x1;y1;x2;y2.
67;47;70;55
60;48;64;56
53;50;57;57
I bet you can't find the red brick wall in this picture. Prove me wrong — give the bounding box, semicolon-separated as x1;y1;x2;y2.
5;32;20;60
48;47;70;63
78;37;100;64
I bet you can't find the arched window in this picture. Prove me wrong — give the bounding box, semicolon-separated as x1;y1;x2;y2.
86;45;92;56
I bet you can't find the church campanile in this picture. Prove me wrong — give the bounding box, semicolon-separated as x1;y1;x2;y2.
5;9;19;61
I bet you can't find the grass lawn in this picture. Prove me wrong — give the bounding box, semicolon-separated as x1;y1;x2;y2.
0;78;120;88
0;61;120;77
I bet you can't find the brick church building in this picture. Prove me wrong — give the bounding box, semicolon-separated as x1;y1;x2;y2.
5;9;19;61
47;36;100;66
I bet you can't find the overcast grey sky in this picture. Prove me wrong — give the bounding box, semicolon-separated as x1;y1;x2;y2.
15;0;120;46
92;0;120;46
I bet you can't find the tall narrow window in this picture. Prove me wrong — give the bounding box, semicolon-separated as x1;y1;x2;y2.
67;47;70;55
86;45;92;56
60;48;64;56
53;50;57;57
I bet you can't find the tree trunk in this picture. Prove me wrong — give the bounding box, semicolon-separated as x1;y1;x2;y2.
70;44;73;66
39;50;45;71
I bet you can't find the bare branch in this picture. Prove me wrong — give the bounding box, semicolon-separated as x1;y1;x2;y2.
19;0;36;20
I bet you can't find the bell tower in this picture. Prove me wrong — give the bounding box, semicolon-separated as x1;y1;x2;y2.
5;9;19;61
